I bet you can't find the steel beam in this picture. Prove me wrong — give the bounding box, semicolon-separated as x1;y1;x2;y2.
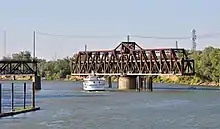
0;60;37;75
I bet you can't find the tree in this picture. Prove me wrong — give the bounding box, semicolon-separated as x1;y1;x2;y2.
11;51;32;60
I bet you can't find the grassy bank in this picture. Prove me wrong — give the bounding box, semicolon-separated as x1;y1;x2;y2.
153;75;220;87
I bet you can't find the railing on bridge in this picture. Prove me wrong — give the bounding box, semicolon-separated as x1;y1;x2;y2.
71;42;195;76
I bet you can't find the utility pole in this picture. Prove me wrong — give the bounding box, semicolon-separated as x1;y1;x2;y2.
191;29;197;51
3;29;7;57
33;30;36;60
85;44;87;52
175;41;178;49
127;35;130;42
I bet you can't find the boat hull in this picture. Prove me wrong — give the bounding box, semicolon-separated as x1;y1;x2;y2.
82;74;106;91
83;84;106;91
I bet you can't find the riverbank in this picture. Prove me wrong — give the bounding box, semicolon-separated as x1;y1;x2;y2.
63;75;220;87
1;75;219;87
0;75;32;81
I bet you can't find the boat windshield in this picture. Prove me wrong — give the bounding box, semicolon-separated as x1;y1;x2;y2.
84;75;104;81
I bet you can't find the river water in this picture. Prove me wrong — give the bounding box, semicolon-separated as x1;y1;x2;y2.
0;81;220;129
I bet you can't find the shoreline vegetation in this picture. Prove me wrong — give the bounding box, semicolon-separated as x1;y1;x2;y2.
1;46;220;87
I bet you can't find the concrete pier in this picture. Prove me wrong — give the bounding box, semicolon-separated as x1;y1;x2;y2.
32;76;41;90
136;76;143;91
108;76;112;88
142;76;147;91
118;76;136;90
118;75;153;91
147;76;153;91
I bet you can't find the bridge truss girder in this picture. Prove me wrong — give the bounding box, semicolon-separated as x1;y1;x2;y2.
0;60;37;75
71;42;195;76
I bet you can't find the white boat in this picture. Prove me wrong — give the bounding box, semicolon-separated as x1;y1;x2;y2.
82;72;106;91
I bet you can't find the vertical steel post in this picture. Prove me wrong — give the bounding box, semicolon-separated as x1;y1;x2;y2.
11;83;14;110
108;76;112;88
127;35;130;42
143;76;146;91
32;82;35;108
24;83;26;109
147;76;153;92
136;76;140;92
0;84;2;113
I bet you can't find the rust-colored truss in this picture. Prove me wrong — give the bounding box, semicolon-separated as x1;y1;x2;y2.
71;42;195;76
0;60;37;75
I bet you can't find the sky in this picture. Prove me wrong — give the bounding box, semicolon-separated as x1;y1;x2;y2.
0;0;220;60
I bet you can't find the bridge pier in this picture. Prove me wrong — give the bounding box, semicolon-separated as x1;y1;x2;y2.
136;76;143;91
147;76;153;91
142;76;147;91
108;76;112;88
32;76;41;90
118;75;152;91
136;76;148;91
118;76;136;90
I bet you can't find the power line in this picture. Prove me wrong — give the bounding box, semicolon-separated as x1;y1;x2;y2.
36;31;123;39
36;30;220;40
131;33;220;40
196;33;220;38
130;35;191;40
36;31;191;40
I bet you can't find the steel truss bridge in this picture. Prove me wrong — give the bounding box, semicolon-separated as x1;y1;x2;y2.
0;60;37;75
71;42;195;76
